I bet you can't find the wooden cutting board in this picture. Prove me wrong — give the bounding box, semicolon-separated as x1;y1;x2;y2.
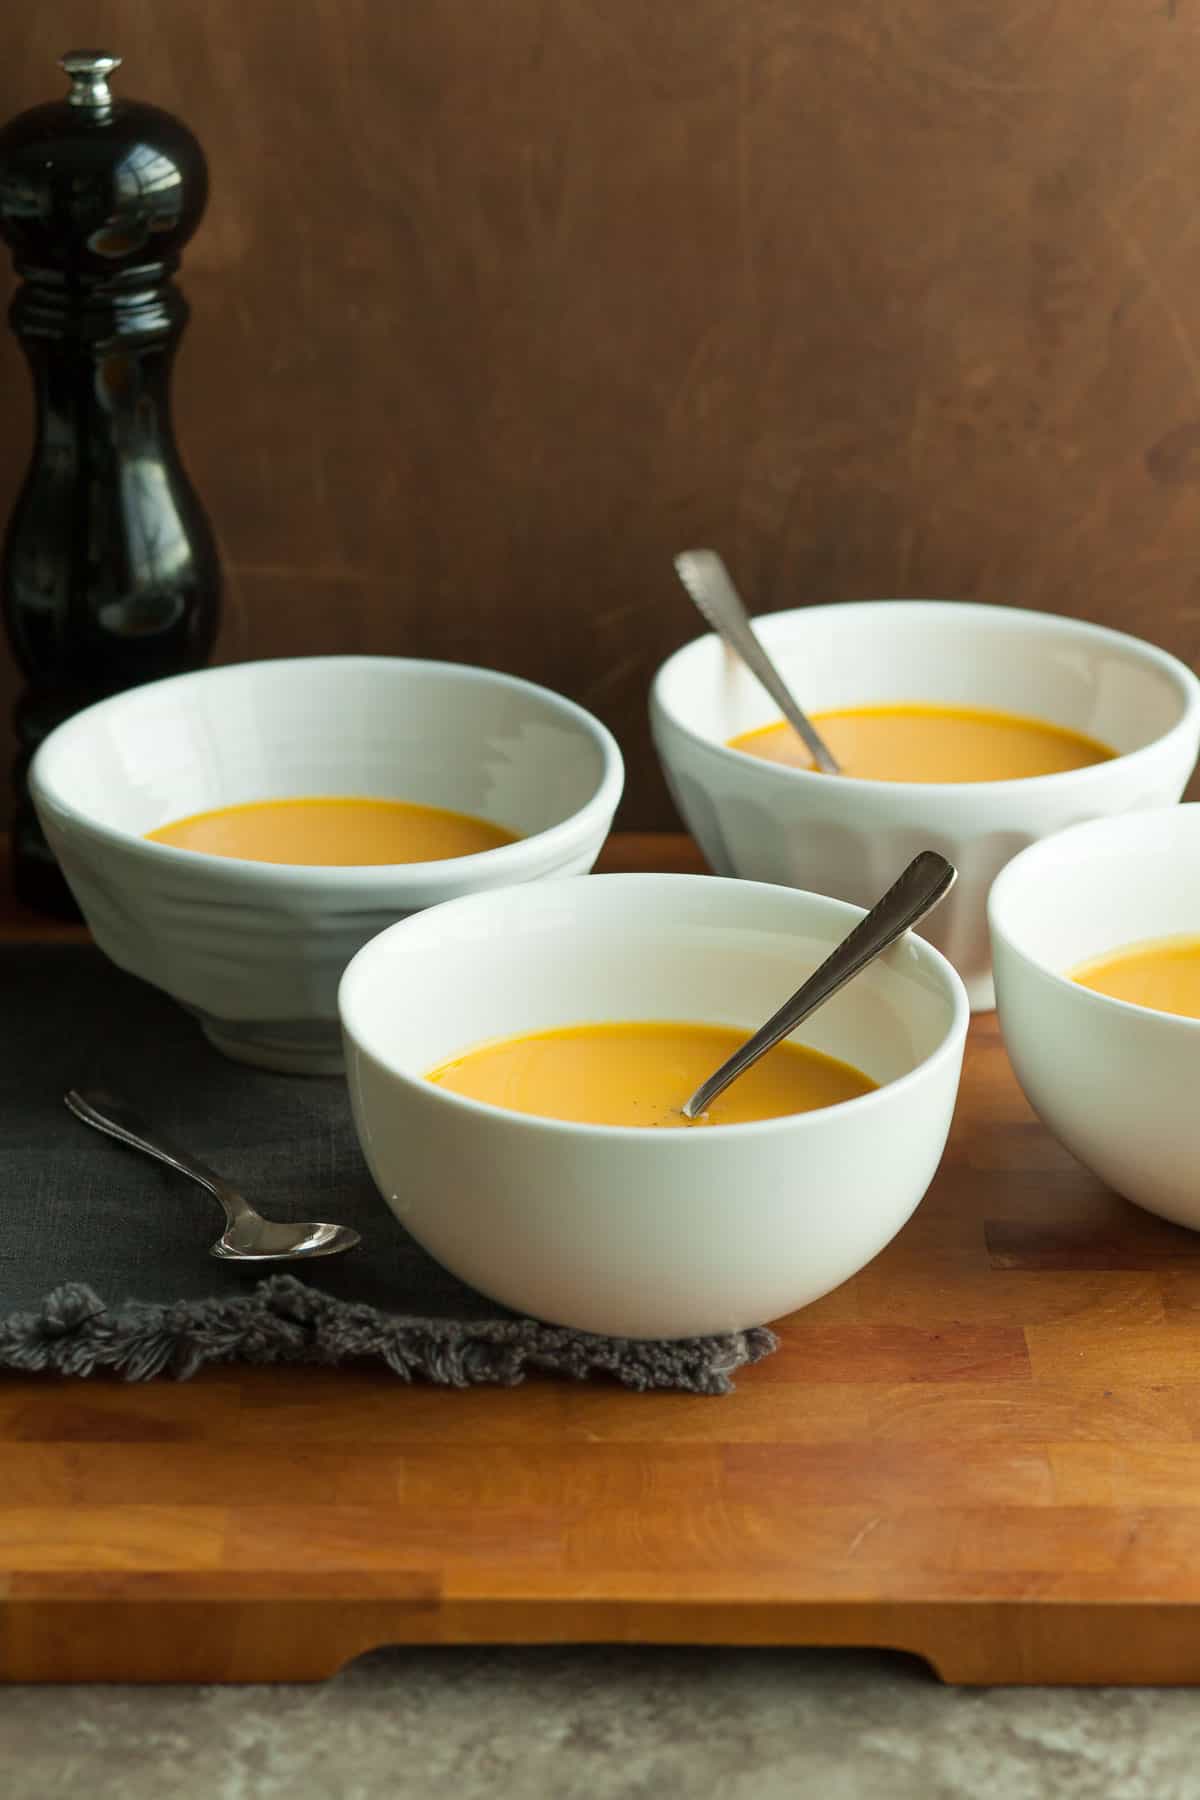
5;833;1200;1686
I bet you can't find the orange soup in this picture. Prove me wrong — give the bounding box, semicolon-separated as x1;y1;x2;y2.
426;1020;877;1127
1071;935;1200;1020
146;796;517;866
728;703;1114;783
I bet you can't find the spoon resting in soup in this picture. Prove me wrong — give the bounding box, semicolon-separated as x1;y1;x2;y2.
426;1019;876;1128
729;702;1114;784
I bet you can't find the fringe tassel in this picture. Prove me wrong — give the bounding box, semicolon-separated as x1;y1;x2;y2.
0;1276;777;1395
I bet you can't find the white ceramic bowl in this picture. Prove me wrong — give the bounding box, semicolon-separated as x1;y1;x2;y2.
31;655;624;1074
650;600;1200;1011
339;872;969;1339
990;805;1200;1232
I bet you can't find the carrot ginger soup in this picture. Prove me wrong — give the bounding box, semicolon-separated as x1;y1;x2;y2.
728;703;1114;783
146;796;516;865
426;1020;877;1127
1071;935;1200;1020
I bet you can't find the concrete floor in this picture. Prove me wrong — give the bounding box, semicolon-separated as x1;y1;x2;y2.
2;1646;1197;1799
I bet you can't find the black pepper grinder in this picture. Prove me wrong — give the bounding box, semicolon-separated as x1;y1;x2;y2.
0;50;221;916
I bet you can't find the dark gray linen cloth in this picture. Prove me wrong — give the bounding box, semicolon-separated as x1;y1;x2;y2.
0;946;775;1392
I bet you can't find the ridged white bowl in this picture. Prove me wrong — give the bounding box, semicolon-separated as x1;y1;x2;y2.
990;805;1200;1232
650;600;1200;1011
340;872;969;1339
31;656;624;1074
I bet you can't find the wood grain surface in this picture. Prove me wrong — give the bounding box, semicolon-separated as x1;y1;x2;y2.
3;3;1200;827
7;832;1200;1684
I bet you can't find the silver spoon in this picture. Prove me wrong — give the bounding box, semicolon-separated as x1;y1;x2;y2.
673;548;842;776
64;1089;362;1261
680;851;957;1120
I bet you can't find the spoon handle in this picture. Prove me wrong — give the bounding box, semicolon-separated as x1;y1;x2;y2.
681;851;957;1120
64;1089;251;1230
673;549;841;776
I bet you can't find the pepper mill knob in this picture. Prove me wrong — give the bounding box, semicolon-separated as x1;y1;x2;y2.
60;50;122;109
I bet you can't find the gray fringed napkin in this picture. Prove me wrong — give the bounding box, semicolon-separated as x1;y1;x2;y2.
1;948;776;1394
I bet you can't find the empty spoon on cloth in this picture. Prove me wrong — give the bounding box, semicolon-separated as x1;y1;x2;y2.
64;1089;362;1261
673;548;842;776
680;851;957;1121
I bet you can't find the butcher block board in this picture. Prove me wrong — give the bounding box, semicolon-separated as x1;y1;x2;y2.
6;833;1200;1686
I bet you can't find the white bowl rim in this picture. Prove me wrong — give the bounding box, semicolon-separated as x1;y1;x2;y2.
29;653;626;888
650;598;1200;799
987;803;1200;1034
338;870;971;1144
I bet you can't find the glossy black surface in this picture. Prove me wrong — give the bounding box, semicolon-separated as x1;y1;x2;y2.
0;61;220;915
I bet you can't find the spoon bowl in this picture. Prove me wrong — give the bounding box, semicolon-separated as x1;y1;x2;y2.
210;1216;360;1262
65;1089;362;1262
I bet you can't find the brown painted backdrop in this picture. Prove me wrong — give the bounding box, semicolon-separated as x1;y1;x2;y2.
3;1;1200;826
